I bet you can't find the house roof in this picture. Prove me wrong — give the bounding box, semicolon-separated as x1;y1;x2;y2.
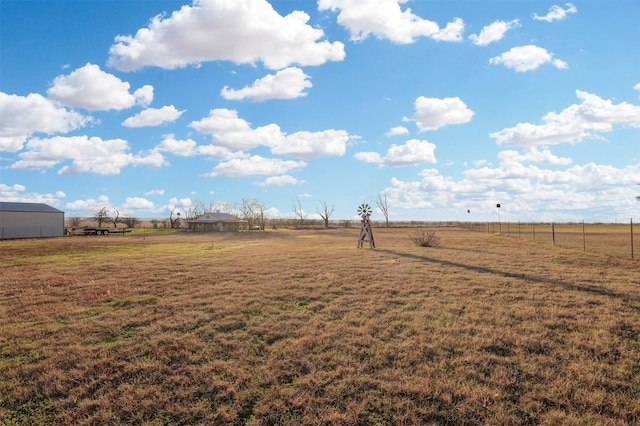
0;202;63;213
188;212;243;223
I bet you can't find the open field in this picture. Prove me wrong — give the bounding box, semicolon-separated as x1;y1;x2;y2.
1;228;639;425
464;222;639;260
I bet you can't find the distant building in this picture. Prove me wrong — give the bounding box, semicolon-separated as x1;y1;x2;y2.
0;202;65;239
187;212;246;232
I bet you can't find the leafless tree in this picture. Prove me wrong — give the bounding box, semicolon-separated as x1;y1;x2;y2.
107;208;120;229
168;206;181;229
291;197;307;229
376;193;390;228
239;198;257;230
93;207;110;228
254;200;267;231
317;200;334;228
68;217;81;228
121;215;139;228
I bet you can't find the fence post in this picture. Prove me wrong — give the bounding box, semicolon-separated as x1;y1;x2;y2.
631;218;634;260
552;223;555;246
582;220;586;252
533;222;536;242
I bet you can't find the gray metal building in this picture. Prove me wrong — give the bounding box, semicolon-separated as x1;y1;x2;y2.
0;202;65;239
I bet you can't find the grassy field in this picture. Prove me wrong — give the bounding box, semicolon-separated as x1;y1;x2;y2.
1;228;639;425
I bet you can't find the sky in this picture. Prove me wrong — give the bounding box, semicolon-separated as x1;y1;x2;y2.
1;0;639;223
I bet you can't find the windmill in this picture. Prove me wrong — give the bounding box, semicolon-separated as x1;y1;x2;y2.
357;203;375;248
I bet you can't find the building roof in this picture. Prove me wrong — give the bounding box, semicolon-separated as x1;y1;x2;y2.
0;202;63;213
188;212;243;223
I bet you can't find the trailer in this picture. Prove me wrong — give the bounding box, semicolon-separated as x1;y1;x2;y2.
66;227;111;236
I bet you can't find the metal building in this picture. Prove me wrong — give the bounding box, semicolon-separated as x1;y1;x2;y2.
0;202;65;239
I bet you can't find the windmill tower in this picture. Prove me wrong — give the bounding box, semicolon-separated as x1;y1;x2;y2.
357;203;375;248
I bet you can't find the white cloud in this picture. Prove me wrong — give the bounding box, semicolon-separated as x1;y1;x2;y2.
469;19;520;46
121;197;154;210
318;0;464;43
404;96;474;131
9;135;166;175
190;108;350;158
0;92;90;152
0;184;65;207
257;175;305;187
209;155;307;178
122;105;185;127
108;0;345;71
355;139;436;166
221;67;312;101
156;134;198;156
489;45;567;72
386;126;409;137
270;130;348;159
497;147;572;166
47;63;152;111
65;195;111;214
383;156;640;222
533;3;577;22
134;85;154;107
490;90;640;147
144;189;165;196
634;83;640;92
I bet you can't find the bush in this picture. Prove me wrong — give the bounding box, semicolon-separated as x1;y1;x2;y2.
409;229;440;247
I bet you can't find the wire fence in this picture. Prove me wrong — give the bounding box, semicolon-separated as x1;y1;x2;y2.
461;220;638;260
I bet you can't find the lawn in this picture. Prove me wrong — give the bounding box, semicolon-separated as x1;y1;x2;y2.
1;228;639;425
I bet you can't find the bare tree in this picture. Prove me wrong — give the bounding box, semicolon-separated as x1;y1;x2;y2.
121;215;139;228
253;200;267;231
239;198;257;230
107;208;120;229
317;200;334;229
68;217;81;228
291;197;307;229
168;206;181;229
93;207;110;228
376;193;390;228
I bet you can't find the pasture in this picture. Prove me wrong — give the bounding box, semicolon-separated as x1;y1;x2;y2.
1;228;639;425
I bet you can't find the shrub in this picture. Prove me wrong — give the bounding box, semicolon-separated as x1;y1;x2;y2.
409;229;440;247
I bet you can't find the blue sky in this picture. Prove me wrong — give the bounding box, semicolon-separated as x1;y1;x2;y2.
1;0;639;223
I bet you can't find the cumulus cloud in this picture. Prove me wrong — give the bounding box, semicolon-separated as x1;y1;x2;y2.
355;139;436;166
108;0;345;71
383;156;639;222
221;67;312;101
533;3;577;22
490;90;640;147
121;197;154;210
190;108;350;158
386;126;409;137
0;183;65;206
156;134;198;156
469;19;520;46
257;175;305;187
489;45;567;72
0;92;90;152
9;135;166;175
122;105;185;127
47;63;153;110
404;96;474;131
318;0;464;43
65;195;111;213
209;155;307;178
144;189;165;196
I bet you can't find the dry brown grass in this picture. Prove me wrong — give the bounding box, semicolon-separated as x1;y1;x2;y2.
1;228;639;425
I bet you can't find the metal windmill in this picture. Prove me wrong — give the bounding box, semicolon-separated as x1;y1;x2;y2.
357;203;375;248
